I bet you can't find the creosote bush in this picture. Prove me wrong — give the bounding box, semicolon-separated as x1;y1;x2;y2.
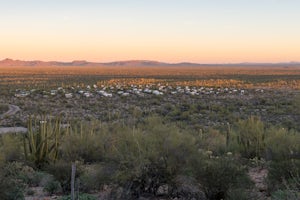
0;134;24;162
231;116;265;159
1;113;299;199
264;127;300;161
43;160;84;193
0;162;28;200
191;157;252;200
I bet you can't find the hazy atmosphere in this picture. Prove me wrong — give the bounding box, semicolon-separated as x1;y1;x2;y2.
1;0;300;63
1;1;300;200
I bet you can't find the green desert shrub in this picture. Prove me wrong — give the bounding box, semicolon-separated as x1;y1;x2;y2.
264;127;300;161
126;162;172;198
0;162;53;189
0;162;36;185
100;116;201;197
44;178;62;195
291;94;300;115
0;134;24;162
0;153;5;167
192;157;252;200
271;187;300;200
60;133;104;163
79;163;116;193
267;159;300;192
4;114;277;199
0;162;27;200
230;116;265;159
226;188;251;200
271;171;300;200
0;104;8;113
115;117;197;178
199;129;227;155
59;120;114;163
29;171;53;187
44;160;84;193
0;175;25;200
265;127;300;193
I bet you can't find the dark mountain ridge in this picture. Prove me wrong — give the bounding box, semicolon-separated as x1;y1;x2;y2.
1;58;300;67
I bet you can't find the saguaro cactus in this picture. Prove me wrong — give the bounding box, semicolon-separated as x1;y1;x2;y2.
23;115;63;168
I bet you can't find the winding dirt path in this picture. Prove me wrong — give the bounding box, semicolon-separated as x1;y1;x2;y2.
0;104;20;118
0;127;28;135
0;104;27;134
248;167;269;199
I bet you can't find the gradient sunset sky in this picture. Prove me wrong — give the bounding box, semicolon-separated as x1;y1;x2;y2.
1;0;300;63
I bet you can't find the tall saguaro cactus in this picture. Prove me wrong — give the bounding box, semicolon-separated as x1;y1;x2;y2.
23;115;63;168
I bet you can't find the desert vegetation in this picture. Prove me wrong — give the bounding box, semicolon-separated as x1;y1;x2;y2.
0;104;9;114
0;66;300;199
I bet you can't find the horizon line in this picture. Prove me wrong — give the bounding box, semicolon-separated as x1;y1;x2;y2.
1;58;300;66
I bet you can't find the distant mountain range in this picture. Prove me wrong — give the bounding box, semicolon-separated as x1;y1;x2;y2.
0;58;300;67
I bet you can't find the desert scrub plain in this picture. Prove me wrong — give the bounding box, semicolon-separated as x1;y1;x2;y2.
0;65;300;200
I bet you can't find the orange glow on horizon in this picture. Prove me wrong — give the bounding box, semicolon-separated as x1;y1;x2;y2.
1;1;300;63
1;31;300;63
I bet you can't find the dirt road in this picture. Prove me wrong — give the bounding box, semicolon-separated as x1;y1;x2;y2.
0;104;27;134
0;127;28;134
0;104;20;118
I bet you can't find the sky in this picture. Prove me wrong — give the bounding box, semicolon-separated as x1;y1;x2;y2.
0;0;300;63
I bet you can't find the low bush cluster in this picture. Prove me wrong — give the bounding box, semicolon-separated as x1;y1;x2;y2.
1;115;300;199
